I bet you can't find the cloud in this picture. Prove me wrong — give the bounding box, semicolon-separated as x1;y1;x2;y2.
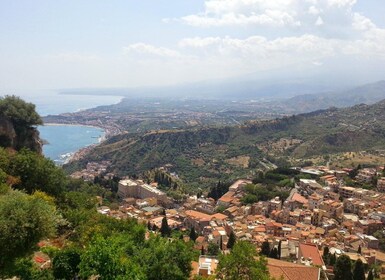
123;43;183;58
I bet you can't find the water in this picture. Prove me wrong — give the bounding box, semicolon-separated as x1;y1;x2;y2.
1;89;122;163
39;125;104;164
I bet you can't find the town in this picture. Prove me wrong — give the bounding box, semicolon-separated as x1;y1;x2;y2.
74;162;385;280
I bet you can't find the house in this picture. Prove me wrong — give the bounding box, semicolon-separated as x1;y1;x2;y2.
297;243;324;268
267;258;320;280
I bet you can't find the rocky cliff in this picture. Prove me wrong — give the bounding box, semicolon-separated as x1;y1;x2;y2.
0;115;42;153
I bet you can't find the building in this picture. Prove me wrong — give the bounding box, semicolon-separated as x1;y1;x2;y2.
339;186;355;198
118;179;167;204
267;258;320;280
297;243;324;268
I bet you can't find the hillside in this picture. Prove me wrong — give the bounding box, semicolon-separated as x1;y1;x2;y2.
66;98;385;187
283;80;385;112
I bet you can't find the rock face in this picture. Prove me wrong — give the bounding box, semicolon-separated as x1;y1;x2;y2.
0;116;42;153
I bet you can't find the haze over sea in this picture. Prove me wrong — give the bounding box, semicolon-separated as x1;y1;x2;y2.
7;90;122;164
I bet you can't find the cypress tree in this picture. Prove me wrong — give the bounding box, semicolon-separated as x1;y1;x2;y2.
358;245;362;255
367;269;374;280
278;240;282;259
201;245;205;255
353;259;365;280
269;247;279;259
160;216;171;237
219;235;223;251
227;231;236;249
189;227;198;242
334;255;353;280
261;240;270;256
329;253;336;266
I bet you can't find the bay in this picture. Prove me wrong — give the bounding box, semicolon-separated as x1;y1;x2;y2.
39;125;104;164
3;89;123;163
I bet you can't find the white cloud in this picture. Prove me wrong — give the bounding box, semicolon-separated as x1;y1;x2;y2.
315;16;324;26
123;43;182;58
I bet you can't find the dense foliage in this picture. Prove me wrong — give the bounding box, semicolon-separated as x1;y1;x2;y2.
0;95;42;127
216;241;270;280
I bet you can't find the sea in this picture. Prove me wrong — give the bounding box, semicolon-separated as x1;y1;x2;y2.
5;90;122;164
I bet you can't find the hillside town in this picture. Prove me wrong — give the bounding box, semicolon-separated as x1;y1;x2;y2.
86;163;385;279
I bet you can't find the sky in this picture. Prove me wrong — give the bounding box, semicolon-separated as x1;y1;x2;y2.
1;0;385;91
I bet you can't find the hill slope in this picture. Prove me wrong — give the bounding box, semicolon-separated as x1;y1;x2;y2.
67;99;385;186
283;80;385;112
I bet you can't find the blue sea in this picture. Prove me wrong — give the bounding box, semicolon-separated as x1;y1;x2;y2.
5;90;122;164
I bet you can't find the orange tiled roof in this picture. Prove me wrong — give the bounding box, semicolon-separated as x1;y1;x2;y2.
291;193;308;204
299;243;324;266
267;258;320;280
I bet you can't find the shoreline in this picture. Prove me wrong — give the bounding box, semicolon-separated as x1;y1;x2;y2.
40;123;107;165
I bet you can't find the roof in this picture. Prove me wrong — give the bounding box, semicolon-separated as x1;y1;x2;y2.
267;258;320;280
298;243;324;266
291;193;308;204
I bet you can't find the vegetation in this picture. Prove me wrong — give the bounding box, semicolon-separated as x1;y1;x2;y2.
334;255;353;280
0;95;42;127
216;241;270;280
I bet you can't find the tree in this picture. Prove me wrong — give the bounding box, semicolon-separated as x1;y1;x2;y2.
334;255;353;280
189;227;198;242
79;235;145;280
0;95;42;127
52;248;81;280
207;242;220;256
160;217;171;237
367;269;374;280
269;247;279;259
227;231;236;250
201;246;205;255
323;246;330;264
353;259;365;280
219;236;223;251
134;236;194;280
277;240;282;259
217;241;270;280
329;253;337;266
358;245;362;254
0;190;59;269
261;240;270;256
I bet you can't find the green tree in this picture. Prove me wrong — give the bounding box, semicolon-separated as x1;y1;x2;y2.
353;259;365;280
217;241;270;280
334;255;353;280
323;246;330;264
227;231;236;250
160;216;171;237
189;227;198;242
52;248;81;280
366;269;374;280
9;149;67;196
79;235;145;280
329;253;337;266
0;190;59;269
277;240;282;259
261;240;270;256
207;242;220;256
135;236;194;280
0;95;42;126
269;247;279;259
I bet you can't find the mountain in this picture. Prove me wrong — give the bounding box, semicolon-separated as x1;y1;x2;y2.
66;98;385;187
283;80;385;112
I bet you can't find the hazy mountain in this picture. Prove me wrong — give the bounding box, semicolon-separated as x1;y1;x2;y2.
283;80;385;112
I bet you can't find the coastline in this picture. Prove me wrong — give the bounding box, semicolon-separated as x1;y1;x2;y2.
40;123;107;165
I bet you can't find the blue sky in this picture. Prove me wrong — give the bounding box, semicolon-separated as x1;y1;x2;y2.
1;0;385;90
